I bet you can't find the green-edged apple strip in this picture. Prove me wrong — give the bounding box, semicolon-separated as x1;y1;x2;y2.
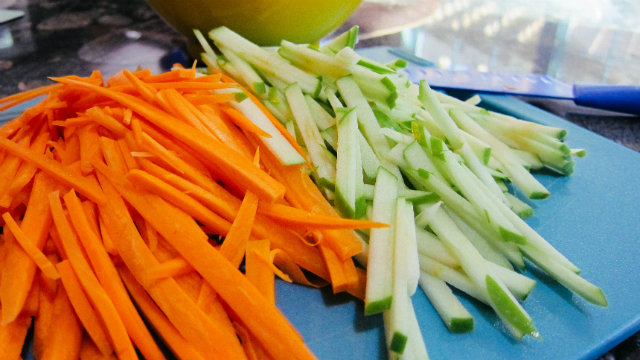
278;40;351;80
209;26;323;99
358;131;382;183
226;92;305;166
417;80;464;150
456;142;510;207
417;214;534;300
419;257;487;305
413;122;525;244
336;75;403;179
444;209;516;270
284;83;336;182
450;156;581;273
304;95;336;131
520;246;607;306
216;45;269;97
416;227;459;268
396;197;420;295
387;198;413;355
336;75;392;155
334;107;362;218
385;143;410;169
436;91;567;140
460;130;492;165
401;305;430;360
319;25;359;55
504;192;534;219
320;125;338;152
419;272;474;333
471;110;569;151
449;108;550;199
364;167;399;315
511;148;544;171
403;140;449;184
407;164;525;269
420;201;538;339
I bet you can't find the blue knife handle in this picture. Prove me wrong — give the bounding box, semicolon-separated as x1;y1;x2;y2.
573;84;640;115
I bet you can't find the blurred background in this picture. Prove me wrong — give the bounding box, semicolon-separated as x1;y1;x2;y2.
0;1;639;357
1;0;638;152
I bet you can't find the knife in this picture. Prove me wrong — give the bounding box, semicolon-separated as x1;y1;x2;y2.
402;65;640;116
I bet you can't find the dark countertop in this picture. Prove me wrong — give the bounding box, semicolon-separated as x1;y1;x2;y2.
0;1;638;359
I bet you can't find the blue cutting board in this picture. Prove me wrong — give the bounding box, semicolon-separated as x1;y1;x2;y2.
275;92;640;360
5;50;640;360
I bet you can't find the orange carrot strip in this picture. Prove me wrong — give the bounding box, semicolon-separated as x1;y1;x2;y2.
271;248;325;288
317;243;356;294
121;107;132;126
34;273;57;360
119;267;206;360
115;136;139;171
138;119;216;176
217;71;306;160
220;189;259;268
122;69;157;103
57;260;113;356
98;136;128;175
138;131;216;190
0;130;49;208
0;173;56;324
257;145;362;259
201;104;256;158
2;212;60;279
62;189;165;360
195;281;240;344
0;137;30;207
257;202;388;230
0;83;62;111
147;81;235;90
221;105;272;138
97;214;116;255
138;157;240;219
53;115;94;128
77;124;102;175
0;136;106;204
130;115;143;146
137;157;329;280
96;172;245;359
22;277;41;316
161;88;217;137
349;267;368;301
80;337;117;360
340;253;360;293
101;166;316;360
141;68;195;83
235;322;259;360
142;218;159;252
81;200;100;237
51;76;285;202
184;93;238;105
0;314;32;359
39;282;83;360
246;239;275;304
48;191;138;360
126;168;232;235
85;107;128;138
146;257;194;282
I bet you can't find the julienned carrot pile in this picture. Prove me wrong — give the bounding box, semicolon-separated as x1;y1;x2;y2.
0;65;386;359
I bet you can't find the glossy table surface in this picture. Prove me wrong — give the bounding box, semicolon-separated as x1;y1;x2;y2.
0;0;638;359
